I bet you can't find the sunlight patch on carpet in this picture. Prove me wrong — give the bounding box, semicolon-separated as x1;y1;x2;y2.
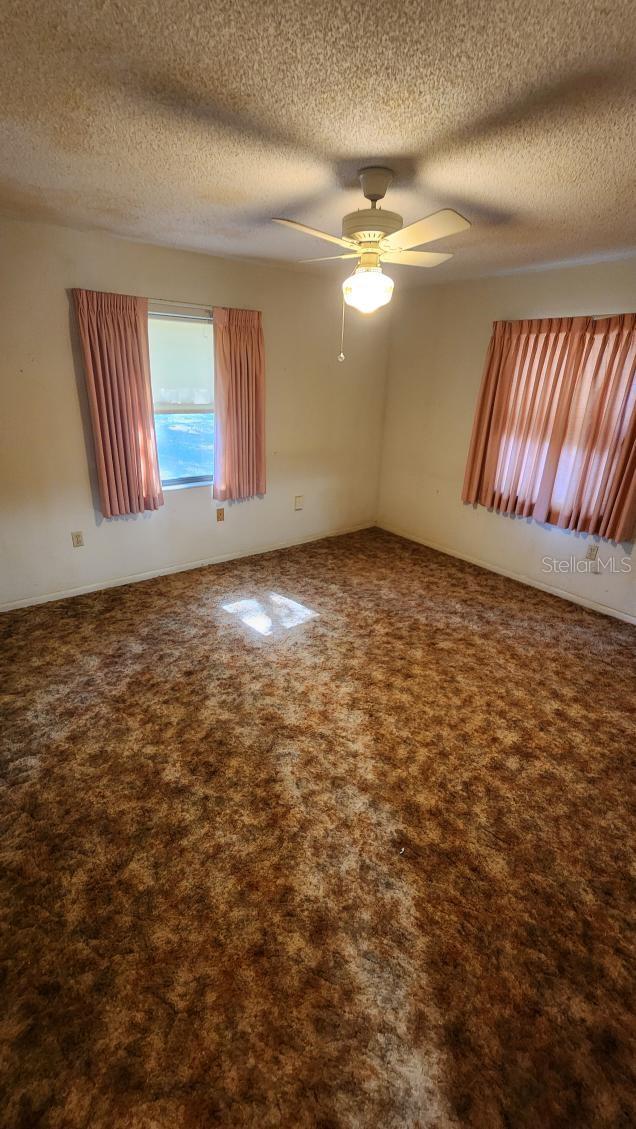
222;592;317;636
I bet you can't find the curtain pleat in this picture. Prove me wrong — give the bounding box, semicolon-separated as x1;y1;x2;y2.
73;289;164;518
463;314;636;542
213;308;266;502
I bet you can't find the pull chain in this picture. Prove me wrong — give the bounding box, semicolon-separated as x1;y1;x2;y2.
338;295;346;362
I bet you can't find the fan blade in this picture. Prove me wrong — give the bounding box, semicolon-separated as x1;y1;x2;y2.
382;250;452;268
273;218;356;250
383;209;470;251
300;253;360;262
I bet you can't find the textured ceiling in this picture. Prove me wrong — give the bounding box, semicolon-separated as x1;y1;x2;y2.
1;0;635;281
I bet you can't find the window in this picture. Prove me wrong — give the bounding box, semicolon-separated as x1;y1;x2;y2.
148;310;214;486
463;313;636;541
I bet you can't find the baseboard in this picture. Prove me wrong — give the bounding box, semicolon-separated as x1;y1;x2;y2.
1;521;374;613
5;520;634;624
376;521;636;626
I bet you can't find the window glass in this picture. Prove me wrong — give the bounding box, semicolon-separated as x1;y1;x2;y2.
148;314;214;485
154;413;214;484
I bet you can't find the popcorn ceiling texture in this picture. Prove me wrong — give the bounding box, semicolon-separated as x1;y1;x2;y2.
0;0;635;279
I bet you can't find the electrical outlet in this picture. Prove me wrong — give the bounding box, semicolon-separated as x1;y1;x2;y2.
294;495;304;511
216;507;224;523
71;531;84;548
585;544;599;561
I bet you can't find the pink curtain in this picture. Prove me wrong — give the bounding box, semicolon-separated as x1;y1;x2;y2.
463;314;636;541
213;307;266;502
73;289;163;518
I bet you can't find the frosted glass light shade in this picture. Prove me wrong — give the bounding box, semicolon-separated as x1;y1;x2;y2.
342;267;394;314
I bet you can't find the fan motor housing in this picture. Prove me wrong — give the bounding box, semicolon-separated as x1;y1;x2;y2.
342;208;403;243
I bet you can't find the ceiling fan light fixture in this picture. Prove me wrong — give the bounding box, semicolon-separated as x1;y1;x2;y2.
342;266;394;315
273;170;470;317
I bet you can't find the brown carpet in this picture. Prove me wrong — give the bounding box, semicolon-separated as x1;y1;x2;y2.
1;528;635;1129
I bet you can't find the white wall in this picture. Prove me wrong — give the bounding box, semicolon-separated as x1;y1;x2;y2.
2;217;634;621
0;217;390;609
377;257;636;623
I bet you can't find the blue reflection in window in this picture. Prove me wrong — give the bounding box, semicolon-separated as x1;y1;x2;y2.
154;413;214;484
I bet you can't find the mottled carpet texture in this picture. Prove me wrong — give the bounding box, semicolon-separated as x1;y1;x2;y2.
1;530;635;1129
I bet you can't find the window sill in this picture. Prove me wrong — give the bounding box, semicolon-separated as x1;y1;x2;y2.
163;481;214;493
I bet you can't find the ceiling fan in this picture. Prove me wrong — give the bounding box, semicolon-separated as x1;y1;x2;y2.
274;166;470;313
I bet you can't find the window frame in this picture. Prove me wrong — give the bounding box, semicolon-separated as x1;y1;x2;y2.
148;307;215;489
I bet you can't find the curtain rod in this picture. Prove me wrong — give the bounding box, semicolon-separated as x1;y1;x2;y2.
592;311;634;319
149;297;212;311
498;310;633;325
148;297;262;314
